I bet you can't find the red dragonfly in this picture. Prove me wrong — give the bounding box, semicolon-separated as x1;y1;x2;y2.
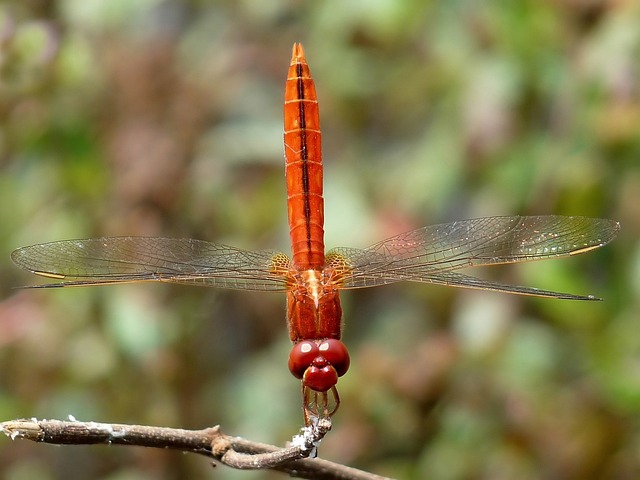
12;43;619;426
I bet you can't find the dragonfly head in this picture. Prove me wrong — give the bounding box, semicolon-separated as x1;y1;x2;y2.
288;339;350;392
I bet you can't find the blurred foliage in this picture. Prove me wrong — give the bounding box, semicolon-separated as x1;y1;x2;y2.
0;1;638;479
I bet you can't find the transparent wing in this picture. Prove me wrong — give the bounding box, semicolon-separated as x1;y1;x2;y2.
327;216;619;300
11;237;291;291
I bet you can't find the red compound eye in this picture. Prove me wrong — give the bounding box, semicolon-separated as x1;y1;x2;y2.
318;339;350;377
288;341;319;379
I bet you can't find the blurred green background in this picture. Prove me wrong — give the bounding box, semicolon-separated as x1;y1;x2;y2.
0;1;638;479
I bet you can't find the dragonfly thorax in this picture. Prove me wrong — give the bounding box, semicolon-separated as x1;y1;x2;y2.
286;268;343;343
298;268;323;307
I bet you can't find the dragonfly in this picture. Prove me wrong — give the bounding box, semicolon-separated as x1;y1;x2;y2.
12;43;619;427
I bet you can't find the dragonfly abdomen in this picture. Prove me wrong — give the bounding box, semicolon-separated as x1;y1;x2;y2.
284;43;325;269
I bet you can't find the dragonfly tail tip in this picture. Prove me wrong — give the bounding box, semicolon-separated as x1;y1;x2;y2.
292;43;306;62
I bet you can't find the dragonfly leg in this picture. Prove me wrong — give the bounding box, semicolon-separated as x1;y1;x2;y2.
302;385;340;427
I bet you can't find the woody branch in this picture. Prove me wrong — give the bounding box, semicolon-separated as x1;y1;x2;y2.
1;418;392;480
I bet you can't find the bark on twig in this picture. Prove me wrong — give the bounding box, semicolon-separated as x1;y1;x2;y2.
1;418;393;480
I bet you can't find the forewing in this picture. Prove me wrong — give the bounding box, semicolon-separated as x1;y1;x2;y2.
327;216;619;298
11;237;291;291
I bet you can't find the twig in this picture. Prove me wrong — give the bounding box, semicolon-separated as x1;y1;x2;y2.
1;418;393;480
